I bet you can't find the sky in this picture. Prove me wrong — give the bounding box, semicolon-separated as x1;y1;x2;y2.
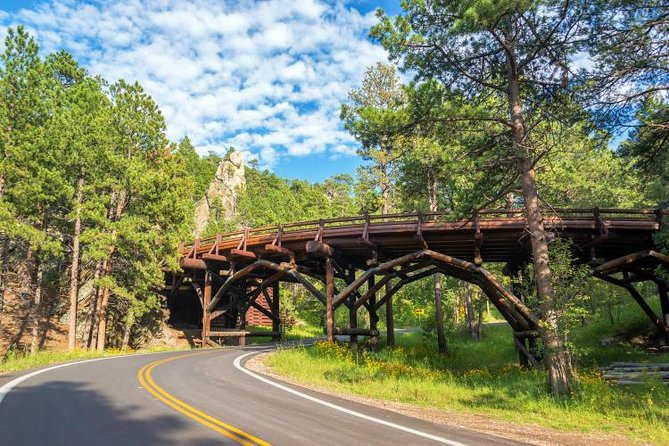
0;0;403;182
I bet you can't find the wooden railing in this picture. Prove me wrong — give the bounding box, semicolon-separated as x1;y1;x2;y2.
179;207;668;256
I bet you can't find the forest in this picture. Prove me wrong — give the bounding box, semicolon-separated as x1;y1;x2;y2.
1;0;669;402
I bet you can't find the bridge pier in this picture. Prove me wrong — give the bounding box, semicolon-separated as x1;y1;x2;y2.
272;282;281;341
347;268;358;347
202;270;211;345
385;282;395;348
325;257;335;342
368;275;379;350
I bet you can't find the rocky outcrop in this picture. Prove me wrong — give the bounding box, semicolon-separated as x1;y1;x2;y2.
193;150;245;237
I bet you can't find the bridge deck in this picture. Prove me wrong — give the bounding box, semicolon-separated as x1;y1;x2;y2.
170;208;669;363
179;208;662;267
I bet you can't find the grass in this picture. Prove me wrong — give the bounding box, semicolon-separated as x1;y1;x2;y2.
0;345;183;376
266;307;669;444
240;323;324;345
0;323;323;375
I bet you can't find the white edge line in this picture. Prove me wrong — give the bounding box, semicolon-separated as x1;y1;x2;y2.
233;350;470;446
0;348;195;406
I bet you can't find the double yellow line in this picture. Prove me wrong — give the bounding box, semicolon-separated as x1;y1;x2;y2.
137;351;271;446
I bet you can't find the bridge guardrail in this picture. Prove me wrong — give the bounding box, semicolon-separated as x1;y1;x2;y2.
179;208;668;257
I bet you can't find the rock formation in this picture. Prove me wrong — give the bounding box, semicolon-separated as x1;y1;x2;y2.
193;150;245;237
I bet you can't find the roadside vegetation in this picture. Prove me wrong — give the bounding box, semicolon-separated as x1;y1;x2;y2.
0;346;183;375
267;303;669;444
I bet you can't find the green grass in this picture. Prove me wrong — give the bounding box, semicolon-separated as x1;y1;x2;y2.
0;345;184;375
266;310;669;444
240;323;323;345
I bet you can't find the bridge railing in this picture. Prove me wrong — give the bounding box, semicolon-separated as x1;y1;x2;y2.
179;208;668;256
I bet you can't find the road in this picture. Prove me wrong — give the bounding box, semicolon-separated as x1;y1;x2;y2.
0;346;524;446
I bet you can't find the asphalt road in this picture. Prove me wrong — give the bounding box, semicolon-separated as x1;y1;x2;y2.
0;346;524;446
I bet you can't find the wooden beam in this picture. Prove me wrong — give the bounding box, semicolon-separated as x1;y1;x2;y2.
368;275;378;350
202;271;211;345
596;273;669;338
180;258;207;270
229;249;257;260
202;253;228;263
325;257;335;342
347;268;358;347
306;240;335;257
333;251;425;307
385;281;395;348
271;282;281;341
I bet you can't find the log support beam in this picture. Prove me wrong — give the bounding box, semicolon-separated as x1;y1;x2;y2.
201;270;212;346
385;282;395;348
325;257;335;342
272;282;281;341
596;273;669;338
368;276;379;350
347;268;358;347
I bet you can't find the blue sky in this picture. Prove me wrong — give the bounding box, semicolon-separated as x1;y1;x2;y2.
0;0;403;182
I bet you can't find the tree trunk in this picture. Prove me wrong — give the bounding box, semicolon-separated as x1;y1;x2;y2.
434;273;447;353
83;260;103;349
95;191;125;352
463;282;478;340
67;174;84;351
505;192;515;217
121;313;134;350
95;271;111;351
428;170;447;353
506;45;574;395
381;162;390;214
0;235;8;314
29;255;43;356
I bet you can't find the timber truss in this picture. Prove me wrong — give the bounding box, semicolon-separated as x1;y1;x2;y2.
167;208;669;366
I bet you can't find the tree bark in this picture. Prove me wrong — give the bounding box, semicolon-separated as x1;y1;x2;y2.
428;170;447;353
67;173;84;351
29;254;42;356
506;42;574;395
463;282;478;340
121;313;134;350
434;273;447;353
83;260;103;349
95;191;125;352
381;163;390;214
95;266;111;351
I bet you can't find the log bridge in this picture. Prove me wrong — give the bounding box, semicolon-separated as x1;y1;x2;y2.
166;208;669;366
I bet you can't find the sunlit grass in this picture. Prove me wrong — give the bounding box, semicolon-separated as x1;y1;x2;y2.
267;313;669;444
0;345;186;375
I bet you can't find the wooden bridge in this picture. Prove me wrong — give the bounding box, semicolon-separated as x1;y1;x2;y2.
167;208;669;365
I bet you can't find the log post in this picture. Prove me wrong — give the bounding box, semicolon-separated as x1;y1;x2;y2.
272;282;281;342
368;275;378;350
657;280;669;327
434;273;447;354
511;280;529;366
325;257;335;342
348;268;358;347
385;281;395;348
202;271;211;347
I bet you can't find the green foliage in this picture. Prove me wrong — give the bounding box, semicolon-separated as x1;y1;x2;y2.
209;166;356;230
0;26;193;350
268;323;669;444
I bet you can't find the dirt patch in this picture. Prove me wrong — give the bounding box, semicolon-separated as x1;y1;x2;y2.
246;353;646;446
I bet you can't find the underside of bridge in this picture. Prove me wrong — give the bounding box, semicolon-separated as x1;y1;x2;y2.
166;209;669;366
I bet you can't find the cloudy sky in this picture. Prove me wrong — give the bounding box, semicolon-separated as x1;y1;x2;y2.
0;0;401;181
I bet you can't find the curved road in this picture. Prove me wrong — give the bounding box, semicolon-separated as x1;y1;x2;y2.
0;346;523;446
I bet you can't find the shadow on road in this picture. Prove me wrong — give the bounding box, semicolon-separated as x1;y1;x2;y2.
0;380;232;445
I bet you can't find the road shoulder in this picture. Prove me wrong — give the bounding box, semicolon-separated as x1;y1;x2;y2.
245;352;642;446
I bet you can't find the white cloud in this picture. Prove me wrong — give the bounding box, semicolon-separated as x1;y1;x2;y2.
1;0;388;171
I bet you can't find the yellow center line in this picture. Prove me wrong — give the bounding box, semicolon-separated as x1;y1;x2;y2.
137;350;271;446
